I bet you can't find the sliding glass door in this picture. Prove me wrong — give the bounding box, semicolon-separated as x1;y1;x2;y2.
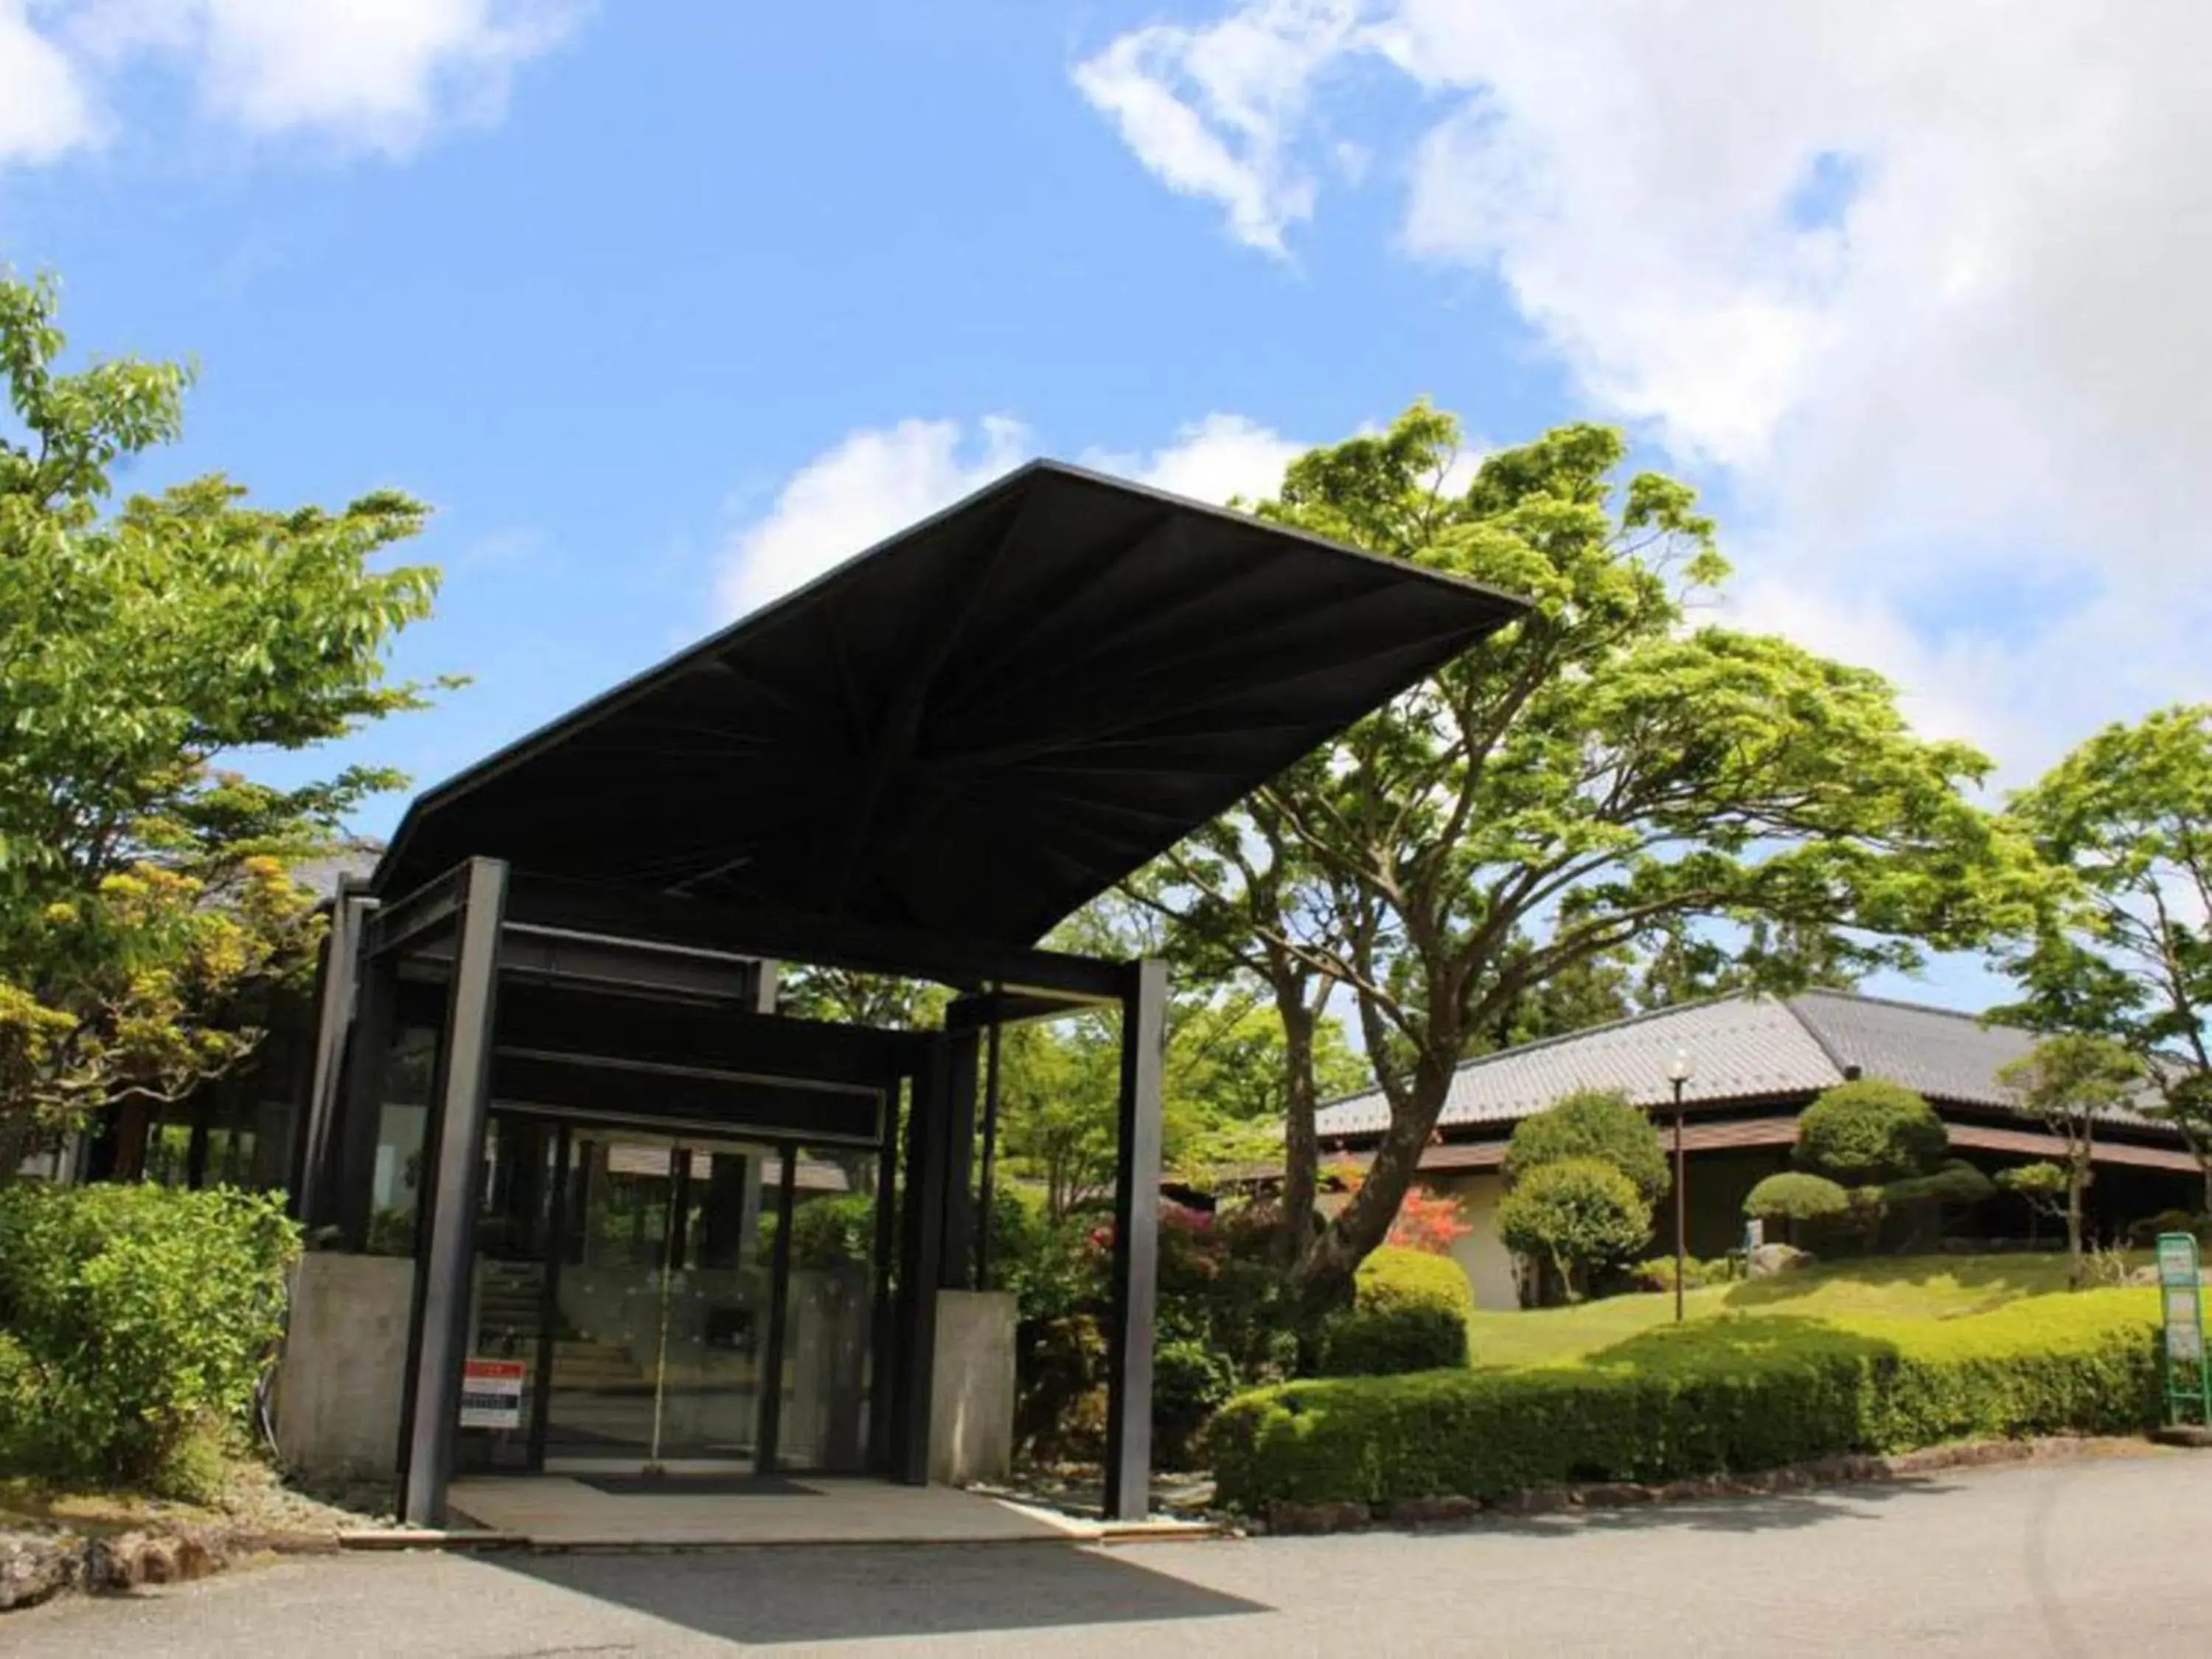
462;1115;885;1478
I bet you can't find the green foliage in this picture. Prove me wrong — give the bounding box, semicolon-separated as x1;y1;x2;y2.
788;1194;876;1270
0;273;444;1168
1997;1162;2070;1202
2126;1208;2211;1246
1994;705;2212;1206
1885;1160;1997;1208
1505;1088;1670;1202
1315;1245;1478;1376
1629;1254;1745;1293
0;1181;299;1494
1315;1302;1469;1377
1153;1337;1242;1468
1211;1292;2161;1512
1140;403;2042;1287
1744;1171;1852;1223
1354;1244;1478;1321
1795;1079;1949;1183
1496;1157;1651;1300
2000;1034;2148;1288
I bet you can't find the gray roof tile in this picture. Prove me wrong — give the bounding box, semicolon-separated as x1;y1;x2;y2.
1313;989;2166;1141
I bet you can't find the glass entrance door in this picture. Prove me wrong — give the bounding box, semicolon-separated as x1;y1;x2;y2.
541;1130;780;1470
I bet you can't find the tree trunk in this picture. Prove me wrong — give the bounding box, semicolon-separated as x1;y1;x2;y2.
1295;1051;1453;1289
1272;995;1319;1270
2065;1158;2087;1291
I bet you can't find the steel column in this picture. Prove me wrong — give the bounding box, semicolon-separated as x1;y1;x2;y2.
397;857;509;1527
293;885;369;1228
1103;958;1166;1523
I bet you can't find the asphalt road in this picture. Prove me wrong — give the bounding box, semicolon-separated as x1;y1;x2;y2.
12;1450;2211;1657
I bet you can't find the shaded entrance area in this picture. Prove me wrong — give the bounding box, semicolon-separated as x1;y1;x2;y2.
285;459;1526;1529
445;1473;1105;1546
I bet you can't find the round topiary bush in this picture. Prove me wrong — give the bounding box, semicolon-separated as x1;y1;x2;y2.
1744;1171;1852;1224
1353;1243;1477;1321
1496;1156;1651;1301
1504;1088;1670;1201
1795;1077;1948;1183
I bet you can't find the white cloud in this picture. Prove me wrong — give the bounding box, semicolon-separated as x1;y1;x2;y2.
1076;0;2212;771
1;1;582;164
0;3;95;163
1072;0;1363;257
717;412;1310;622
1084;411;1304;507
714;417;1032;620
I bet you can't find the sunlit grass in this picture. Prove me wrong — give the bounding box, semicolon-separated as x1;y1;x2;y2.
1464;1253;2134;1370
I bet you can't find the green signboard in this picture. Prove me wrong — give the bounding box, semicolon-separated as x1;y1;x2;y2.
2157;1232;2211;1427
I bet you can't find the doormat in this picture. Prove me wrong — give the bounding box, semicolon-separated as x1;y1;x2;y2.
575;1473;817;1497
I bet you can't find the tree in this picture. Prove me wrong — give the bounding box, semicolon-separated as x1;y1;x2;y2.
1496;1157;1650;1302
1743;1170;1851;1245
1994;1161;2070;1248
1994;706;2212;1210
0;274;443;1174
1795;1079;1950;1184
1997;1034;2147;1288
1142;406;2042;1287
1503;1088;1669;1203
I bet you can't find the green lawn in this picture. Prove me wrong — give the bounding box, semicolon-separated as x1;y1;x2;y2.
1465;1253;2133;1369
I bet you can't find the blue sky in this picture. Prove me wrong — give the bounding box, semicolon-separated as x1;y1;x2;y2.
7;1;2207;1014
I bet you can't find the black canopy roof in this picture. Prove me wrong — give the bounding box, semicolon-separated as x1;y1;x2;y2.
375;460;1526;945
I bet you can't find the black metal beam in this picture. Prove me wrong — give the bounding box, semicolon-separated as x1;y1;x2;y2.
891;1037;952;1484
292;884;369;1228
501;872;1125;1003
364;865;467;960
1103;958;1166;1523
757;1148;799;1470
487;1051;883;1144
330;951;400;1248
397;857;509;1527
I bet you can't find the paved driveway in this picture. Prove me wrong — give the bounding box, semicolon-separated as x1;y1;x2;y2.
11;1450;2211;1656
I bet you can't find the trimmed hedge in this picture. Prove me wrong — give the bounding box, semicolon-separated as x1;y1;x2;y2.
1211;1291;2160;1511
1317;1302;1469;1376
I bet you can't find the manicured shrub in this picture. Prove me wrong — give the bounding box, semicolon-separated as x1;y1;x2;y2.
1315;1302;1470;1377
1629;1254;1745;1293
1506;1088;1670;1201
1496;1158;1651;1299
1354;1244;1477;1321
1152;1337;1242;1467
1796;1078;1948;1183
1745;1172;1851;1223
0;1180;299;1494
1210;1290;2161;1512
2124;1208;2210;1246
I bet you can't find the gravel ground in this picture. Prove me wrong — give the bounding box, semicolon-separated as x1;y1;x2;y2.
7;1447;2211;1656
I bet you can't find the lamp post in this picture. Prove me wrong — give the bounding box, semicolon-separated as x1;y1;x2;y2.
1668;1046;1694;1324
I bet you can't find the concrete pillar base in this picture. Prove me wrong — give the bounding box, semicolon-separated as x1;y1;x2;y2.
928;1290;1016;1486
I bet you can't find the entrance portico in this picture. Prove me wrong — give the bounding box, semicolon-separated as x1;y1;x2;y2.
286;459;1525;1531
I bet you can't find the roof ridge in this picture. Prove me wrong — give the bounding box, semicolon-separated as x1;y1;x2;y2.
1312;989;1786;1113
1787;984;2017;1029
1777;995;1855;1085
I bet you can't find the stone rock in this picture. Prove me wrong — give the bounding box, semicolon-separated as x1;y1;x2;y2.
1384;1495;1480;1526
87;1531;152;1592
1265;1499;1373;1534
1574;1482;1653;1507
0;1531;83;1613
1747;1243;1815;1279
1494;1487;1577;1514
